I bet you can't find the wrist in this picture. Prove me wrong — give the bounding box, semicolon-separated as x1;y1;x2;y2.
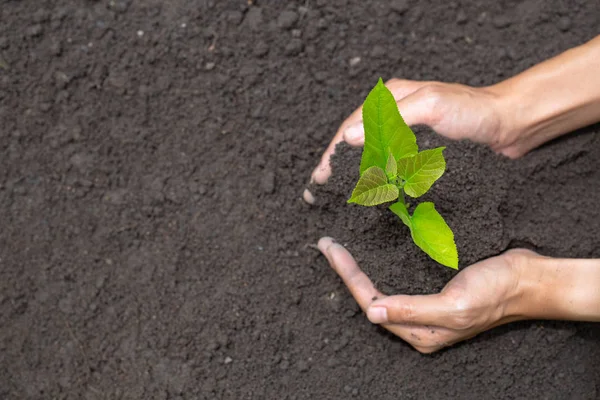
512;252;600;322
486;36;600;158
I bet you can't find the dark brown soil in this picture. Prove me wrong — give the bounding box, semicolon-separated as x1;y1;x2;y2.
1;1;599;399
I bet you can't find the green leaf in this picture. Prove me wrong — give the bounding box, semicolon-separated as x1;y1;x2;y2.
389;201;411;228
410;202;458;269
348;166;399;206
397;147;446;198
360;78;418;174
385;151;397;180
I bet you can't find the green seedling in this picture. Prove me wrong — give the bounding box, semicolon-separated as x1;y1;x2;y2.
348;78;458;269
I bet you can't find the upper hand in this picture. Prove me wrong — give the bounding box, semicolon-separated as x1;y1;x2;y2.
304;79;518;203
318;237;537;353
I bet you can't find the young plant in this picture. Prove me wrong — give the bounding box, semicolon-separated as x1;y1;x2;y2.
348;78;459;269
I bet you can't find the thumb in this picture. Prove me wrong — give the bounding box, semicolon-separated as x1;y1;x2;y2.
366;293;456;326
394;86;440;127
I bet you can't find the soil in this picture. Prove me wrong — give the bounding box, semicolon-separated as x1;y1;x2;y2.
1;1;599;399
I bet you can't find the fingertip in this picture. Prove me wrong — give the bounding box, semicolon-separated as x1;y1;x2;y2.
343;124;365;146
317;237;335;255
367;306;388;324
311;164;331;185
303;188;315;204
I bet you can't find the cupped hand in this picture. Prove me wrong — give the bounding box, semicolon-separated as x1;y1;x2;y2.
304;79;516;204
318;237;538;354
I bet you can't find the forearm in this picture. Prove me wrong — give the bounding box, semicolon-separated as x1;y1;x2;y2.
519;255;600;322
491;35;600;155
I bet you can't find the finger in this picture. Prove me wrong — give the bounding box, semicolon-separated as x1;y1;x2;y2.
394;86;439;127
310;80;432;185
303;188;315;205
318;237;384;312
385;324;455;354
311;107;362;185
367;293;458;327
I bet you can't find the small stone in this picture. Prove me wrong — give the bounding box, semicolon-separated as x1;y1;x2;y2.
456;10;468;24
390;0;409;14
137;30;144;37
279;360;290;370
261;172;275;194
291;29;302;38
476;12;487;25
326;357;338;368
284;39;303;56
49;40;62;56
349;56;361;67
205;62;216;71
313;71;328;83
502;355;516;365
26;25;43;37
297;360;309;372
371;45;385;58
224;357;233;364
493;15;512;29
109;0;130;14
33;9;50;23
277;10;299;29
227;11;243;25
245;7;263;32
557;16;571;32
253;41;269;57
54;71;70;89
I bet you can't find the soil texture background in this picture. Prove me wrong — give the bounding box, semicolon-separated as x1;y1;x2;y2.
1;1;599;399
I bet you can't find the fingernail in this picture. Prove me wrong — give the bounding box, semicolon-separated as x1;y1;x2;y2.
303;188;315;204
367;306;388;324
317;237;335;254
344;124;364;142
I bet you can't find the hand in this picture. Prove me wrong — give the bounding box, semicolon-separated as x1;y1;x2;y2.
305;79;512;200
306;36;600;203
318;237;539;353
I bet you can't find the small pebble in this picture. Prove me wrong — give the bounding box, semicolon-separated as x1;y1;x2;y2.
557;16;571;32
349;56;361;67
26;25;43;37
205;62;215;71
456;10;468;24
370;45;385;58
277;10;299;30
254;41;270;57
261;172;276;194
245;7;264;32
390;0;409;14
137;30;144;37
297;360;309;372
493;15;512;29
284;39;303;56
224;357;233;364
227;11;243;25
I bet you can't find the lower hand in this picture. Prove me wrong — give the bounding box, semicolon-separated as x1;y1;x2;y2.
318;237;540;353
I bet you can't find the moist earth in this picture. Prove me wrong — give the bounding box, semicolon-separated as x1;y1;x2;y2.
1;1;599;399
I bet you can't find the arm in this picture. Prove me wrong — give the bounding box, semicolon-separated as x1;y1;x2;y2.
518;255;600;322
306;34;600;195
492;35;600;158
318;237;600;354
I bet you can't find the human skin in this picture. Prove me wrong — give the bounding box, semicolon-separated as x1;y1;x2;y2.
307;35;600;353
318;238;600;354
